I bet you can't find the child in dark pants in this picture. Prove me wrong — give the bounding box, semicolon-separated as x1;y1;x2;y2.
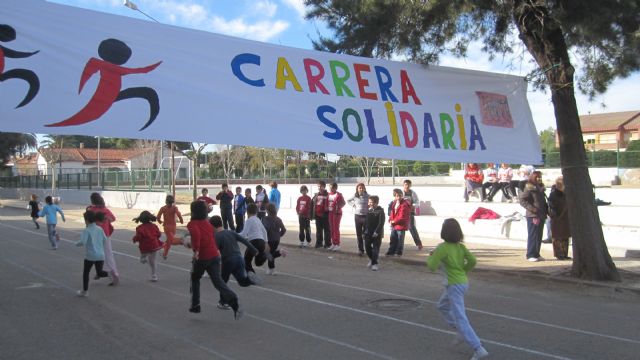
262;203;287;275
75;211;108;297
28;194;41;229
210;215;259;310
364;195;385;271
296;185;312;247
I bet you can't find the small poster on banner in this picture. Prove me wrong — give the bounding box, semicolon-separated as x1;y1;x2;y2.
476;91;514;128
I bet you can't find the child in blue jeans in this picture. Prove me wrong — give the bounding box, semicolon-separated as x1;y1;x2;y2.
38;196;65;249
427;218;488;360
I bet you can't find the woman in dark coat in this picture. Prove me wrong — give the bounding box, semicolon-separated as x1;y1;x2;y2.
548;176;571;260
518;171;548;262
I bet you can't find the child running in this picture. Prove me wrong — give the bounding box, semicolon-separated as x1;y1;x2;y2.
427;218;488;360
187;200;243;319
156;195;184;260
75;210;108;297
133;211;163;282
239;203;270;274
210;215;259;310
363;195;385;271
28;194;41;229
38;195;65;249
296;185;312;247
261;203;287;275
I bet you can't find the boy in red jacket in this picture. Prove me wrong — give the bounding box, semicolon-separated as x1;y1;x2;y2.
187;201;242;320
296;185;312;247
385;188;411;256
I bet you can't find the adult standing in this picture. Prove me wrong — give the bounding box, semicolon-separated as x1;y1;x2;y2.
347;183;369;256
87;192;119;285
216;183;235;231
463;163;484;202
518;171;548;262
268;181;281;211
548;176;571;260
402;179;424;250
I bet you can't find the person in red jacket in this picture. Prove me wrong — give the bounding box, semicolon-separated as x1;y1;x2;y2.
296;185;312;247
327;182;346;251
463;163;484;202
312;180;331;249
132;211;163;282
386;188;411;256
187;200;243;320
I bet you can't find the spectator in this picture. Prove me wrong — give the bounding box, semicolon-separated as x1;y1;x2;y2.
548;176;571;260
518;171;548;262
463;163;484;202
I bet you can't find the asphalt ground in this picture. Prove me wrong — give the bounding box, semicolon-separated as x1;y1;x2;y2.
2;206;640;360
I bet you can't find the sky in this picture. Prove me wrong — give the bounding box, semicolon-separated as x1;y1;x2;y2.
46;0;638;137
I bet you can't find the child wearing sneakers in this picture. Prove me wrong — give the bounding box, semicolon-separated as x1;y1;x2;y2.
239;203;270;274
157;195;184;260
427;218;488;360
133;211;163;282
261;203;287;275
28;194;41;229
38;195;65;249
296;185;312;247
210;215;259;310
363;195;385;271
75;210;108;297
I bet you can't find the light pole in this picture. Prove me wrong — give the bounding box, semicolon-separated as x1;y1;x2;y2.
124;0;172;194
123;0;160;23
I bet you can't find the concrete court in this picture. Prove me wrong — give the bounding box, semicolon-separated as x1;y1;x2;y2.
2;205;640;360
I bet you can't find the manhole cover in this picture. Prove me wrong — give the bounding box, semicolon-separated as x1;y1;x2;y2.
367;298;421;311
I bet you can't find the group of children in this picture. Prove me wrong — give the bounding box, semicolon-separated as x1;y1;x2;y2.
28;185;487;358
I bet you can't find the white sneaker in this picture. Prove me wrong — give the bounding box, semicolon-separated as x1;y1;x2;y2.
371;264;379;271
327;245;335;251
527;257;540;262
76;290;88;297
266;268;275;275
299;242;305;248
366;261;372;268
331;245;340;251
470;346;489;360
150;275;158;282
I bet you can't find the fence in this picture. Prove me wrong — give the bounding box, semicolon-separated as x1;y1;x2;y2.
3;150;639;190
0;169;171;192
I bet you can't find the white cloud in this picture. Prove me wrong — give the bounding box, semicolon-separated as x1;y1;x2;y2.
281;0;306;18
211;17;289;42
253;0;278;18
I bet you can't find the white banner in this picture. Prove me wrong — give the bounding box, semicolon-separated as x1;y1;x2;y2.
1;0;541;163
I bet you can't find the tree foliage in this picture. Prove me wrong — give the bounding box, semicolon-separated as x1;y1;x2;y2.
0;132;37;165
305;0;640;281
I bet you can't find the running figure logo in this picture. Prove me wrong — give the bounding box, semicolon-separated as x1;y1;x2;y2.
0;24;40;108
47;38;162;131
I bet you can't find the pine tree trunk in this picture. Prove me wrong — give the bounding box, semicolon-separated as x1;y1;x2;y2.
512;0;619;281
